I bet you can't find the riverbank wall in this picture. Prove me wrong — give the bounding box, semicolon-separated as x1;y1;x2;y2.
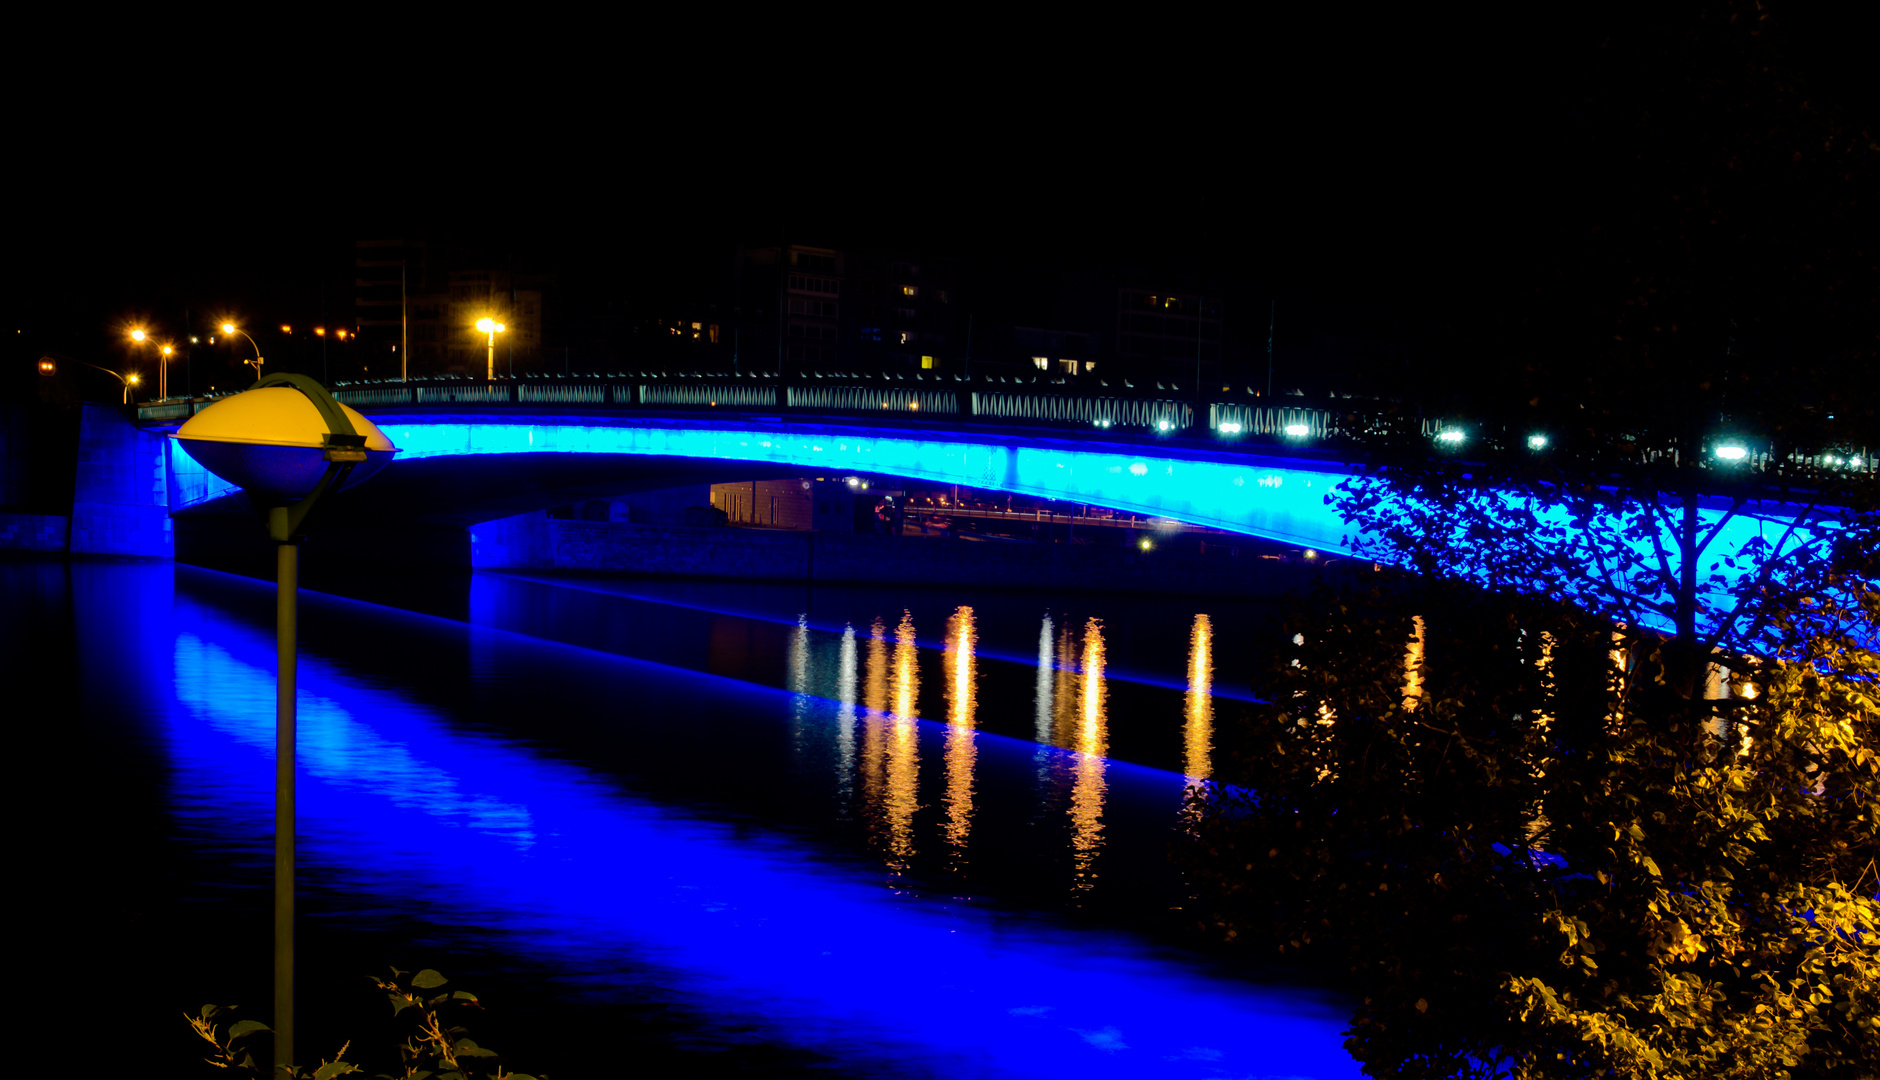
470;513;1358;599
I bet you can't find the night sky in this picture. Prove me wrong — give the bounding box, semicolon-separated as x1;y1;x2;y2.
18;4;1874;424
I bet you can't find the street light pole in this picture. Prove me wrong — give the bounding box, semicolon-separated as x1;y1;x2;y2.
172;374;395;1078
476;318;506;381
223;323;267;383
70;358;139;403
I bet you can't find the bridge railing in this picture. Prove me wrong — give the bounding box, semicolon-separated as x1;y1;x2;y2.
134;372;1874;475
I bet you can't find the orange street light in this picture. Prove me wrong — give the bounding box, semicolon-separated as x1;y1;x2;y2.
128;328;176;399
475;317;506;381
223;323;267;383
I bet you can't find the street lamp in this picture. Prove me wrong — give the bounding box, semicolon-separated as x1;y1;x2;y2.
61;357;140;403
223;322;266;382
171;375;397;1077
476;317;506;381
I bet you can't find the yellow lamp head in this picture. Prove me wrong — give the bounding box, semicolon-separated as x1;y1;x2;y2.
173;377;397;501
221;323;236;334
130;329;147;342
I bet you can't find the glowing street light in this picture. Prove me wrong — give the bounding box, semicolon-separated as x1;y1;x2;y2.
1715;444;1749;462
53;356;139;402
223;322;266;382
1436;429;1466;446
172;375;397;1076
1283;423;1310;438
128;328;175;399
476;317;506;381
1527;434;1549;450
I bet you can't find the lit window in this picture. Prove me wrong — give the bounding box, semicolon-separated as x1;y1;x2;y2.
1032;356;1049;370
1084;361;1096;372
280;325;292;333
691;322;701;330
902;285;918;297
1059;359;1078;374
709;324;720;343
921;356;934;369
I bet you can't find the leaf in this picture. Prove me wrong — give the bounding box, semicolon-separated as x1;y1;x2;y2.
411;969;449;989
451;990;479;1002
226;1019;271;1040
453;1038;499;1058
312;1061;358;1079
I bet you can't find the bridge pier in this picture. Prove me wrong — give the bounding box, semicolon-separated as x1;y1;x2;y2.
70;404;171;558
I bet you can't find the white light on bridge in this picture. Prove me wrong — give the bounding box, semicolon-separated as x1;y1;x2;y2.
1283;423;1310;438
1527;434;1548;450
1218;421;1243;435
1436;430;1465;445
1157;420;1172;432
1093;418;1113;428
1715;445;1749;461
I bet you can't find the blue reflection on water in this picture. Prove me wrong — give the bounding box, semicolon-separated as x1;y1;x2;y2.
157;573;1358;1079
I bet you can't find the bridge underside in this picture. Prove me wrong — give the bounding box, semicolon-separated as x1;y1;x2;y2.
174;413;1365;553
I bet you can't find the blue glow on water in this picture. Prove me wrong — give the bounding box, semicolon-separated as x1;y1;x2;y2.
157;578;1360;1079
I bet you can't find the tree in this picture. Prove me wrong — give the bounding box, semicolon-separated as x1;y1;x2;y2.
1176;547;1879;1078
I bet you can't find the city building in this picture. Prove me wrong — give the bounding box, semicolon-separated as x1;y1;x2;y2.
354;240;551;379
734;244;961;376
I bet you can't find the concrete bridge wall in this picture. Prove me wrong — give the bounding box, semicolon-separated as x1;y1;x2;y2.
471;513;1349;599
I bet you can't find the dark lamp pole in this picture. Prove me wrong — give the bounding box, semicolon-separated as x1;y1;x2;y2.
171;374;396;1078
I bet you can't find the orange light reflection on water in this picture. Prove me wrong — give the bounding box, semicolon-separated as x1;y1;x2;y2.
1069;617;1108;892
943;606;978;863
1184;614;1214;781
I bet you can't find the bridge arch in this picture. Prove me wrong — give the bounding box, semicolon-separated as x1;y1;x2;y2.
173;413;1365;553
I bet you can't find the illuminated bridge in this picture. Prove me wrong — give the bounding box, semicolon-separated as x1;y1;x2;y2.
140;375;1388;555
94;373;1844;638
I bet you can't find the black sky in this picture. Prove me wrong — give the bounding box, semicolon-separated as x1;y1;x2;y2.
17;2;1874;406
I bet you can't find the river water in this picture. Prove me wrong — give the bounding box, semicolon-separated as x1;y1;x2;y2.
14;558;1358;1079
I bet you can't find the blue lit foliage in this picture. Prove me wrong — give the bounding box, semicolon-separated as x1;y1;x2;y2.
1329;471;1863;656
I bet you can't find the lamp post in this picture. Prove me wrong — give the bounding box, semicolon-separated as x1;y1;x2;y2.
67;356;140;404
476;317;506;381
130;328;176;400
223;322;266;382
171;376;397;1078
